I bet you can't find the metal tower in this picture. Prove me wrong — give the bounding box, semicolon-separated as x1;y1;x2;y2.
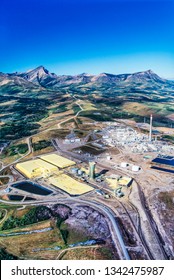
89;161;96;179
149;114;153;141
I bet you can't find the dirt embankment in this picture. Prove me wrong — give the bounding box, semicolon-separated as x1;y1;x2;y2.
64;206;111;240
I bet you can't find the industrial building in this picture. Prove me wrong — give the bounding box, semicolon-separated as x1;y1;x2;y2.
106;176;132;189
40;153;75;169
151;155;174;171
48;173;93;195
16;159;57;179
100;116;174;154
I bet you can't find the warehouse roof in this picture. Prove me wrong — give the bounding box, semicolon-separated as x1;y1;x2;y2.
40;153;75;168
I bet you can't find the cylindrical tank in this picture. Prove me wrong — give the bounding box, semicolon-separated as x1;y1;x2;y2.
121;162;128;168
132;165;140;172
77;169;83;176
71;168;78;174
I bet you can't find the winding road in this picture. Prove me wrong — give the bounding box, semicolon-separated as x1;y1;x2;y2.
57;100;84;128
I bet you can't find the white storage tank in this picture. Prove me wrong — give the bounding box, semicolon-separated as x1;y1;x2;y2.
77;169;83;176
121;162;128;168
132;165;140;172
71;167;78;174
107;156;112;160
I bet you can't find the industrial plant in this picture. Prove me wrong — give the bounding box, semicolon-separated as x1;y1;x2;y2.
100;116;174;155
1;112;174;261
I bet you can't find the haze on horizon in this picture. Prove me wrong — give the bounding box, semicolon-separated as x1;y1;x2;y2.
1;0;174;79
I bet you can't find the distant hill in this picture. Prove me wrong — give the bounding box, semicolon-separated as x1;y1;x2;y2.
0;66;174;97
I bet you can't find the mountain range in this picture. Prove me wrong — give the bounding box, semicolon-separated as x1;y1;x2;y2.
0;66;174;93
1;66;174;141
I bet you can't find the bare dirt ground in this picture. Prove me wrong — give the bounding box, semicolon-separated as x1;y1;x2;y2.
154;191;174;257
129;181;166;259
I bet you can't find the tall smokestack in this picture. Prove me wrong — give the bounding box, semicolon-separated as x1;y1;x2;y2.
149;114;153;141
89;161;96;179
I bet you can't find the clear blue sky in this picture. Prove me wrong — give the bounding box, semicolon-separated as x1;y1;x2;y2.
1;0;174;78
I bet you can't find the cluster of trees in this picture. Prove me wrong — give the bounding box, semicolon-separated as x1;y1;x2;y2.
5;143;28;157
32;140;52;151
1;206;52;231
0;122;41;140
1;204;71;246
0;96;51;141
1;205;71;233
0;248;18;260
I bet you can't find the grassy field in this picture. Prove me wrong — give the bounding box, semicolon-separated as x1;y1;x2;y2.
80;101;97;111
61;246;116;260
13;207;32;218
0;225;64;259
0;220;52;234
122;101;174;117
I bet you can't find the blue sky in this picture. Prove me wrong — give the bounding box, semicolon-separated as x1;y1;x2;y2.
1;0;174;78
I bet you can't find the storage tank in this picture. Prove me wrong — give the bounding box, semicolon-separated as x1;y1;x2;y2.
77;169;83;176
121;162;128;168
132;165;140;172
71;168;78;174
107;156;111;160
